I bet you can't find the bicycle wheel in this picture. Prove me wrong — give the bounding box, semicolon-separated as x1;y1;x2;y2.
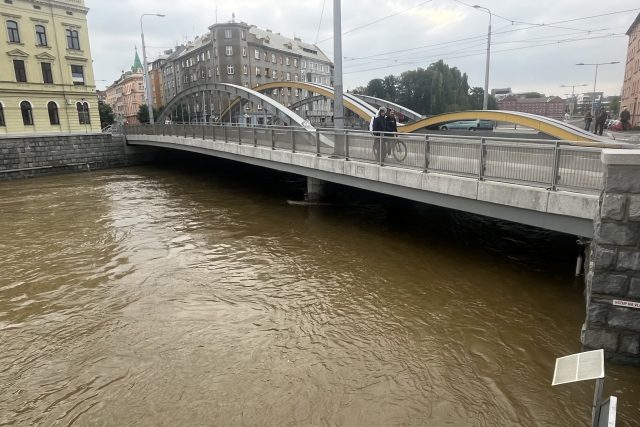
391;140;407;162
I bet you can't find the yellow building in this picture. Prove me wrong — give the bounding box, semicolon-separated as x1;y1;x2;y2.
0;0;100;135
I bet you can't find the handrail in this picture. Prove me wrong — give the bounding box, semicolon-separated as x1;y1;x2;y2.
125;123;611;193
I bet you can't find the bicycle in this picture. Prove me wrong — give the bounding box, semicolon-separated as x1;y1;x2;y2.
373;133;407;162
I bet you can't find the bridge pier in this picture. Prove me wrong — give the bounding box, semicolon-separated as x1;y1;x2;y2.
306;177;326;203
583;149;640;364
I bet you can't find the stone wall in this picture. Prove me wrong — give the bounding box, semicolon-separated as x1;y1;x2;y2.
583;149;640;365
0;133;156;180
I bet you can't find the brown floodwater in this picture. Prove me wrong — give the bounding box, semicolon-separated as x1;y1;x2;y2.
1;158;639;426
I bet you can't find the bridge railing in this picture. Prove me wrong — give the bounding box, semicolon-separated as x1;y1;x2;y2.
126;124;609;193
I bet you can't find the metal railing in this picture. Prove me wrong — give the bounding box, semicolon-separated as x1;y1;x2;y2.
126;123;609;193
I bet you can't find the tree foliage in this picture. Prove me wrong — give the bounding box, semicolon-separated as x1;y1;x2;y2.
98;101;115;129
137;104;150;124
356;60;496;115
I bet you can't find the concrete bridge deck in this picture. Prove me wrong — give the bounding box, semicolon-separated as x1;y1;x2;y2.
125;124;613;237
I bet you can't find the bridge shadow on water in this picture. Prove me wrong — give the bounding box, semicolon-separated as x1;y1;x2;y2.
156;151;581;280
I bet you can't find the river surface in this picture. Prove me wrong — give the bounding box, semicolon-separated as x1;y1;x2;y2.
1;158;639;426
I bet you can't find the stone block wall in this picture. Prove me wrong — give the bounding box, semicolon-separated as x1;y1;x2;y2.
0;133;156;180
583;149;640;364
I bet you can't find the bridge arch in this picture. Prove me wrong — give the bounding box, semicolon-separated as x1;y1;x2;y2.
403;110;606;142
156;83;315;131
254;81;378;122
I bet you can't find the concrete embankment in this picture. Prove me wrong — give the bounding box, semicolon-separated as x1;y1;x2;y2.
0;133;157;180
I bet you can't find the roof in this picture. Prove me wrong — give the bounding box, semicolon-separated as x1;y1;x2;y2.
175;33;212;60
248;26;332;64
627;12;640;35
132;48;143;72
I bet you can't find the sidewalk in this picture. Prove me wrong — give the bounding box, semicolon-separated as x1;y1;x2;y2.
606;129;640;144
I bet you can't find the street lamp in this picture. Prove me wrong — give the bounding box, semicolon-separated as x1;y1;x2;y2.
576;62;620;115
140;13;165;126
473;5;491;110
560;83;588;119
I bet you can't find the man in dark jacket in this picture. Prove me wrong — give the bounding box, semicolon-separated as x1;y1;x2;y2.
372;107;387;161
594;108;607;135
621;106;631;130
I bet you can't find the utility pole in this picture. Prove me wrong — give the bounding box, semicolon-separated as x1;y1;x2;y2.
473;5;492;110
140;13;166;126
332;0;345;155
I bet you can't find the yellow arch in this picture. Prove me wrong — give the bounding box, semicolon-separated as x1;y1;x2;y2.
255;82;375;122
402;110;602;142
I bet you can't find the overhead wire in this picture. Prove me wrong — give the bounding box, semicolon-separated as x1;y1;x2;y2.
314;0;326;45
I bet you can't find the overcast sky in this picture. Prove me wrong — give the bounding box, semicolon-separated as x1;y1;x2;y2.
87;0;639;98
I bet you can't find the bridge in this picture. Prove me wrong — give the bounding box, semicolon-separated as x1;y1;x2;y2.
126;122;615;238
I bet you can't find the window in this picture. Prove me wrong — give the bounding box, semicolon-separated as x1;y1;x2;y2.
76;102;90;124
286;57;290;66
243;64;248;75
241;29;246;40
286;72;290;81
242;47;247;57
294;58;298;67
279;56;283;65
0;104;5;126
295;88;299;97
35;24;47;46
14;60;27;82
224;29;232;39
254;49;260;59
206;50;210;60
66;29;80;50
272;89;278;96
302;61;306;68
20;101;33;125
7;20;19;43
47;101;59;125
208;68;212;78
41;62;53;84
226;65;234;75
216;66;219;76
271;53;276;63
225;46;233;56
272;69;276;79
71;64;84;85
255;66;261;76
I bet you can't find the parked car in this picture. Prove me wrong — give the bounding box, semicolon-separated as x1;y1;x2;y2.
439;120;494;131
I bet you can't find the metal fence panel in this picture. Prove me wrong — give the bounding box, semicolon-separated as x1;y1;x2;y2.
557;148;603;191
428;137;480;176
484;143;554;185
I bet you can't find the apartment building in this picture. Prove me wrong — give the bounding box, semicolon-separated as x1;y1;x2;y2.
621;12;640;127
105;51;144;125
0;0;100;135
497;96;566;120
158;21;333;125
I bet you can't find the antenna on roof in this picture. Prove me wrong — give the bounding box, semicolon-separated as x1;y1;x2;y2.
215;4;218;24
232;12;235;23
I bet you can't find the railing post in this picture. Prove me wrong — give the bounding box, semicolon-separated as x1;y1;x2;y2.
479;137;486;181
212;124;216;141
253;126;258;147
202;125;205;140
379;134;384;166
291;128;296;153
271;128;276;150
424;135;430;172
315;129;321;156
345;130;350;160
238;125;242;145
183;124;187;138
224;125;228;143
551;142;561;191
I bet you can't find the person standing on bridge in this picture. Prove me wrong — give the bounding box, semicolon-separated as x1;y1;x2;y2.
584;110;593;131
372;107;387;161
594;107;607;136
620;106;631;130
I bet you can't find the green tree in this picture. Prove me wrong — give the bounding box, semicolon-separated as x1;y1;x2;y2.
607;96;620;116
365;79;386;98
98;101;115;129
137;104;150;124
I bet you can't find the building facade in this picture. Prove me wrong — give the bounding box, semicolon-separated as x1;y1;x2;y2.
105;51;144;125
621;13;640;127
497;96;566;120
0;0;100;135
157;21;334;125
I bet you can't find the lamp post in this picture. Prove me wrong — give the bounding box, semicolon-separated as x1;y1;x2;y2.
576;62;620;116
140;13;165;126
473;5;491;110
333;0;345;156
560;83;588;118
